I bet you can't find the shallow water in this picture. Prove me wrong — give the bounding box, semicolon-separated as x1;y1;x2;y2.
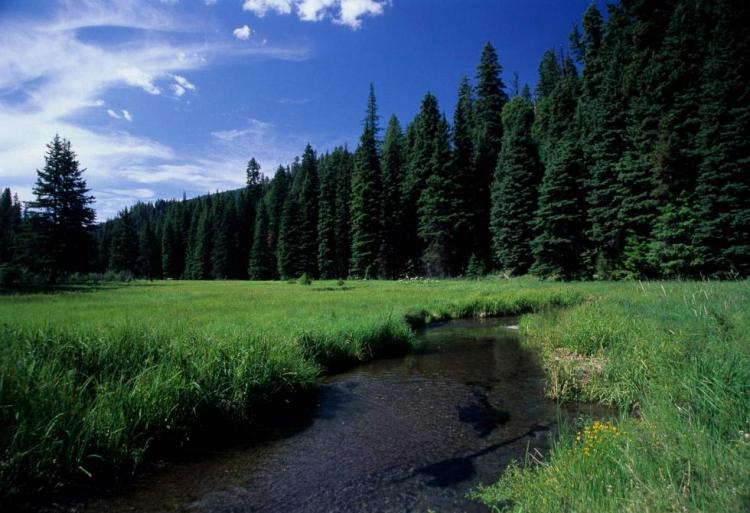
67;318;602;513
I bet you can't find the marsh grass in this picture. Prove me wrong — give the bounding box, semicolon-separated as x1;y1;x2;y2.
0;278;581;497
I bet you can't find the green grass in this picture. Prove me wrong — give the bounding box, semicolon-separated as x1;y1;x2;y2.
1;279;748;511
0;278;580;497
472;280;750;512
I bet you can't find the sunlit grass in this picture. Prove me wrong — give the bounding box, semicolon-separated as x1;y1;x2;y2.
0;277;581;497
473;280;750;513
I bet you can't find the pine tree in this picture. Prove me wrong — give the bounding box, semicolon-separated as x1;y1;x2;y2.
491;95;542;275
137;219;161;278
472;42;508;264
248;198;275;279
317;152;338;278
350;85;382;278
692;0;750;276
266;166;290;271
332;147;353;278
0;188;21;265
161;204;185;279
418;113;458;276
184;202;212;279
451;78;477;272
530;136;588;279
403;93;442;273
210;196;234;279
246;158;262;188
108;209;138;273
297;144;320;277
25;135;95;279
378;115;405;278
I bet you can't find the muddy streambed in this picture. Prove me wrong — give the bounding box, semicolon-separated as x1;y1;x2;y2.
64;318;606;513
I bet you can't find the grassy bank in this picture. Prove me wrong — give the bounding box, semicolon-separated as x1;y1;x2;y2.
0;278;580;498
473;280;750;512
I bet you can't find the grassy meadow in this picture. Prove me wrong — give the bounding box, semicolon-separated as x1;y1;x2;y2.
1;278;749;512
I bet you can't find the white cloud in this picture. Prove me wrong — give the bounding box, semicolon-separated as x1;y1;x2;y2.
243;0;293;17
335;0;387;29
233;25;253;40
0;0;312;218
118;66;161;95
171;83;186;96
173;75;196;91
243;0;389;28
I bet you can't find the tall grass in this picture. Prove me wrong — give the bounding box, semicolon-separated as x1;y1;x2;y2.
0;278;581;497
473;281;750;512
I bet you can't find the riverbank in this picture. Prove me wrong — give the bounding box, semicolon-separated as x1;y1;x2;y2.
0;278;581;500
1;279;748;511
473;281;750;512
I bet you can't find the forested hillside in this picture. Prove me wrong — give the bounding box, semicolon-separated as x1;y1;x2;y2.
2;0;748;282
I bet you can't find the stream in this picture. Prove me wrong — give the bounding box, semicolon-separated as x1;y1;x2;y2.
64;318;605;513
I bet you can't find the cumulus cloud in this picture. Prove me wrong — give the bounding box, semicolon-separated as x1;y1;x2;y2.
107;109;121;119
243;0;389;29
243;0;294;17
233;24;253;40
122;110;133;122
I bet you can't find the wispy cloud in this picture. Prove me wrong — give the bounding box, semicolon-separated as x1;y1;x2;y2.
0;0;311;218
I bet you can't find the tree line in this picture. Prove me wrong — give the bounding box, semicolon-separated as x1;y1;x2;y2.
1;0;748;284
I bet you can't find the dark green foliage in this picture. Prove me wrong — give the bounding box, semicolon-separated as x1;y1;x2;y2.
531;136;588;279
350;85;382;278
378;115;405;278
491;95;542;274
451;78;477;272
0;188;21;265
25;135;95;279
317;153;338;279
161;204;186;279
137;219;161;279
184;204;213;279
108;210;138;274
418;113;458;276
297;145;320;277
248;199;276;280
691;0;750;276
472;42;508;263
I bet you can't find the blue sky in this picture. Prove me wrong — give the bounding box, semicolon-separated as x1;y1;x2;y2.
0;0;600;219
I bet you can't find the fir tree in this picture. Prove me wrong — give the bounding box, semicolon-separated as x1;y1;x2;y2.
161;205;185;279
248;199;276;279
26;135;95;279
491;95;542;275
472;42;508;264
297;144;320;277
317;153;338;278
378;115;405;278
350;85;382;278
332;147;353;278
692;0;750;276
108;209;138;273
137;219;161;279
531;136;588;279
451;77;477;272
418;113;457;276
0;188;21;265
